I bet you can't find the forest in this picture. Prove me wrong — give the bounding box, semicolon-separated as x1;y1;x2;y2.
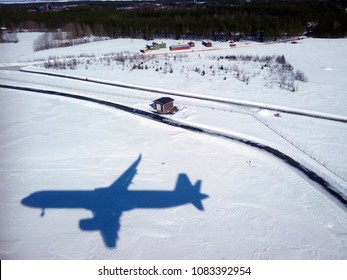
1;1;346;41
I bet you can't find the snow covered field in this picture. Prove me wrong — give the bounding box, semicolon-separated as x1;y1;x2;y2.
0;33;346;259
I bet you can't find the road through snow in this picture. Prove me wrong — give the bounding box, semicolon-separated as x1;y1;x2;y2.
1;83;346;210
20;68;347;124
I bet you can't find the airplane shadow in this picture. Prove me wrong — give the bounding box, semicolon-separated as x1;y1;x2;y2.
21;154;208;248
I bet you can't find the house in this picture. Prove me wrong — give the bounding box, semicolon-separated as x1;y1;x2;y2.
145;42;167;51
36;4;51;13
202;40;212;47
153;97;175;113
152;42;166;50
169;44;191;51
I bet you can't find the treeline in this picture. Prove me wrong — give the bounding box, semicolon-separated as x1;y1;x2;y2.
33;31;109;51
1;2;346;40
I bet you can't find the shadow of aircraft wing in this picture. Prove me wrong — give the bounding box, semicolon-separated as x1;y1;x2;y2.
108;154;142;191
79;210;122;248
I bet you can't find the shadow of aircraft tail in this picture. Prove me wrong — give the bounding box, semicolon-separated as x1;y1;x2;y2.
175;174;206;210
21;154;208;248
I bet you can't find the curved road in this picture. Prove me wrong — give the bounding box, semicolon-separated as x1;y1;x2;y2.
1;83;346;209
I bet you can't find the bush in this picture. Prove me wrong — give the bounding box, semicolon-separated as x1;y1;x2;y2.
295;70;308;82
276;55;286;65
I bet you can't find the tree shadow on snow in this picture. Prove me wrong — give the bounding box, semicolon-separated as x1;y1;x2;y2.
21;154;208;248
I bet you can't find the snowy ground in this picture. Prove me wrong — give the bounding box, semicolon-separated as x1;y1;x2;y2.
0;33;346;259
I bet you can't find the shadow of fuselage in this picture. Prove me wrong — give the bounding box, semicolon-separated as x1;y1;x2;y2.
21;154;208;248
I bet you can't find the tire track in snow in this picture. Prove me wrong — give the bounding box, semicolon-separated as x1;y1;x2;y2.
0;83;346;209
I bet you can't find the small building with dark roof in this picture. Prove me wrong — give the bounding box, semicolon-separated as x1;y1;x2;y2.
202;40;212;47
153;97;175;113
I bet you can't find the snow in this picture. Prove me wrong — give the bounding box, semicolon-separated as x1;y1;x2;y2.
0;33;43;64
6;34;345;115
0;33;347;260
